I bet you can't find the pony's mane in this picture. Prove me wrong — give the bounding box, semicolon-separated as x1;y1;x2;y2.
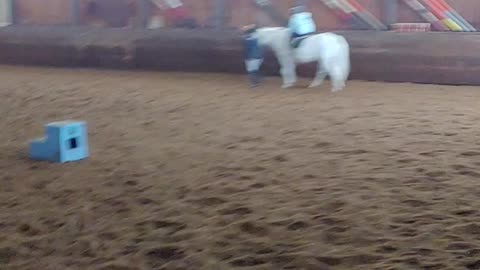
257;27;286;32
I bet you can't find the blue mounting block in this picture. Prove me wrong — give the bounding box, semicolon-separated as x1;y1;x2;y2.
29;121;89;163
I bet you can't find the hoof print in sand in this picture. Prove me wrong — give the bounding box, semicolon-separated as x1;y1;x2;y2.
239;221;269;236
230;256;266;267
17;223;40;237
146;246;185;267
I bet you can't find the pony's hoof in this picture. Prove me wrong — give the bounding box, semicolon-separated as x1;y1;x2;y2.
331;88;343;92
282;83;294;89
308;82;322;88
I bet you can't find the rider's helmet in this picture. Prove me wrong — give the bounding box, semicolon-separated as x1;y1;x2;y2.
290;5;305;15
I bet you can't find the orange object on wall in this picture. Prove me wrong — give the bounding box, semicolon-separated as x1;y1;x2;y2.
80;0;136;27
182;0;208;27
15;0;71;25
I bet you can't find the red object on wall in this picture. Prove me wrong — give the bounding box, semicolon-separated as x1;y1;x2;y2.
164;5;188;23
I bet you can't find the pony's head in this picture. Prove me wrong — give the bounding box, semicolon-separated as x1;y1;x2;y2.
241;24;257;35
289;5;305;15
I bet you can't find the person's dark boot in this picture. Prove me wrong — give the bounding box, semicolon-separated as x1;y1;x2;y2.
248;72;259;88
256;71;263;83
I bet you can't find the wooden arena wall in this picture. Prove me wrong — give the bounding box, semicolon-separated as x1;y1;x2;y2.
1;27;480;86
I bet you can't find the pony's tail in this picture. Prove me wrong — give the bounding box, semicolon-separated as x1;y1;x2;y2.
331;35;350;82
324;34;350;90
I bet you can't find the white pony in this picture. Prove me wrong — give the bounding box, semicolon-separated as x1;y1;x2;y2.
254;27;350;91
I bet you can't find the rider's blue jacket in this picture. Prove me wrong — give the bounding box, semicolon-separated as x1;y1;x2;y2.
288;12;316;36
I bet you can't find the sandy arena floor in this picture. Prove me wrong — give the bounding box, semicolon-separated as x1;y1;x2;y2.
1;66;480;270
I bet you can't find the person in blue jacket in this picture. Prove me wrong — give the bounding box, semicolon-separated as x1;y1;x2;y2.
242;24;264;88
288;5;316;41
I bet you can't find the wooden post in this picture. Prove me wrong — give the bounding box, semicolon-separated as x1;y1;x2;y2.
10;0;16;25
71;0;80;25
135;0;150;28
384;0;398;26
213;0;226;30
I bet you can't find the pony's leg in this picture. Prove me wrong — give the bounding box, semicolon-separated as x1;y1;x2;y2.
331;79;345;92
308;61;327;88
326;57;350;92
330;67;346;92
280;66;296;88
330;40;350;92
278;53;297;88
330;64;348;92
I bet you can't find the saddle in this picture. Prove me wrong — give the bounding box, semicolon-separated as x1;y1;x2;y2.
290;34;314;49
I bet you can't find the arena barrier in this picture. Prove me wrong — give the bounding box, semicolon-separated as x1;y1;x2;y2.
1;26;480;85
